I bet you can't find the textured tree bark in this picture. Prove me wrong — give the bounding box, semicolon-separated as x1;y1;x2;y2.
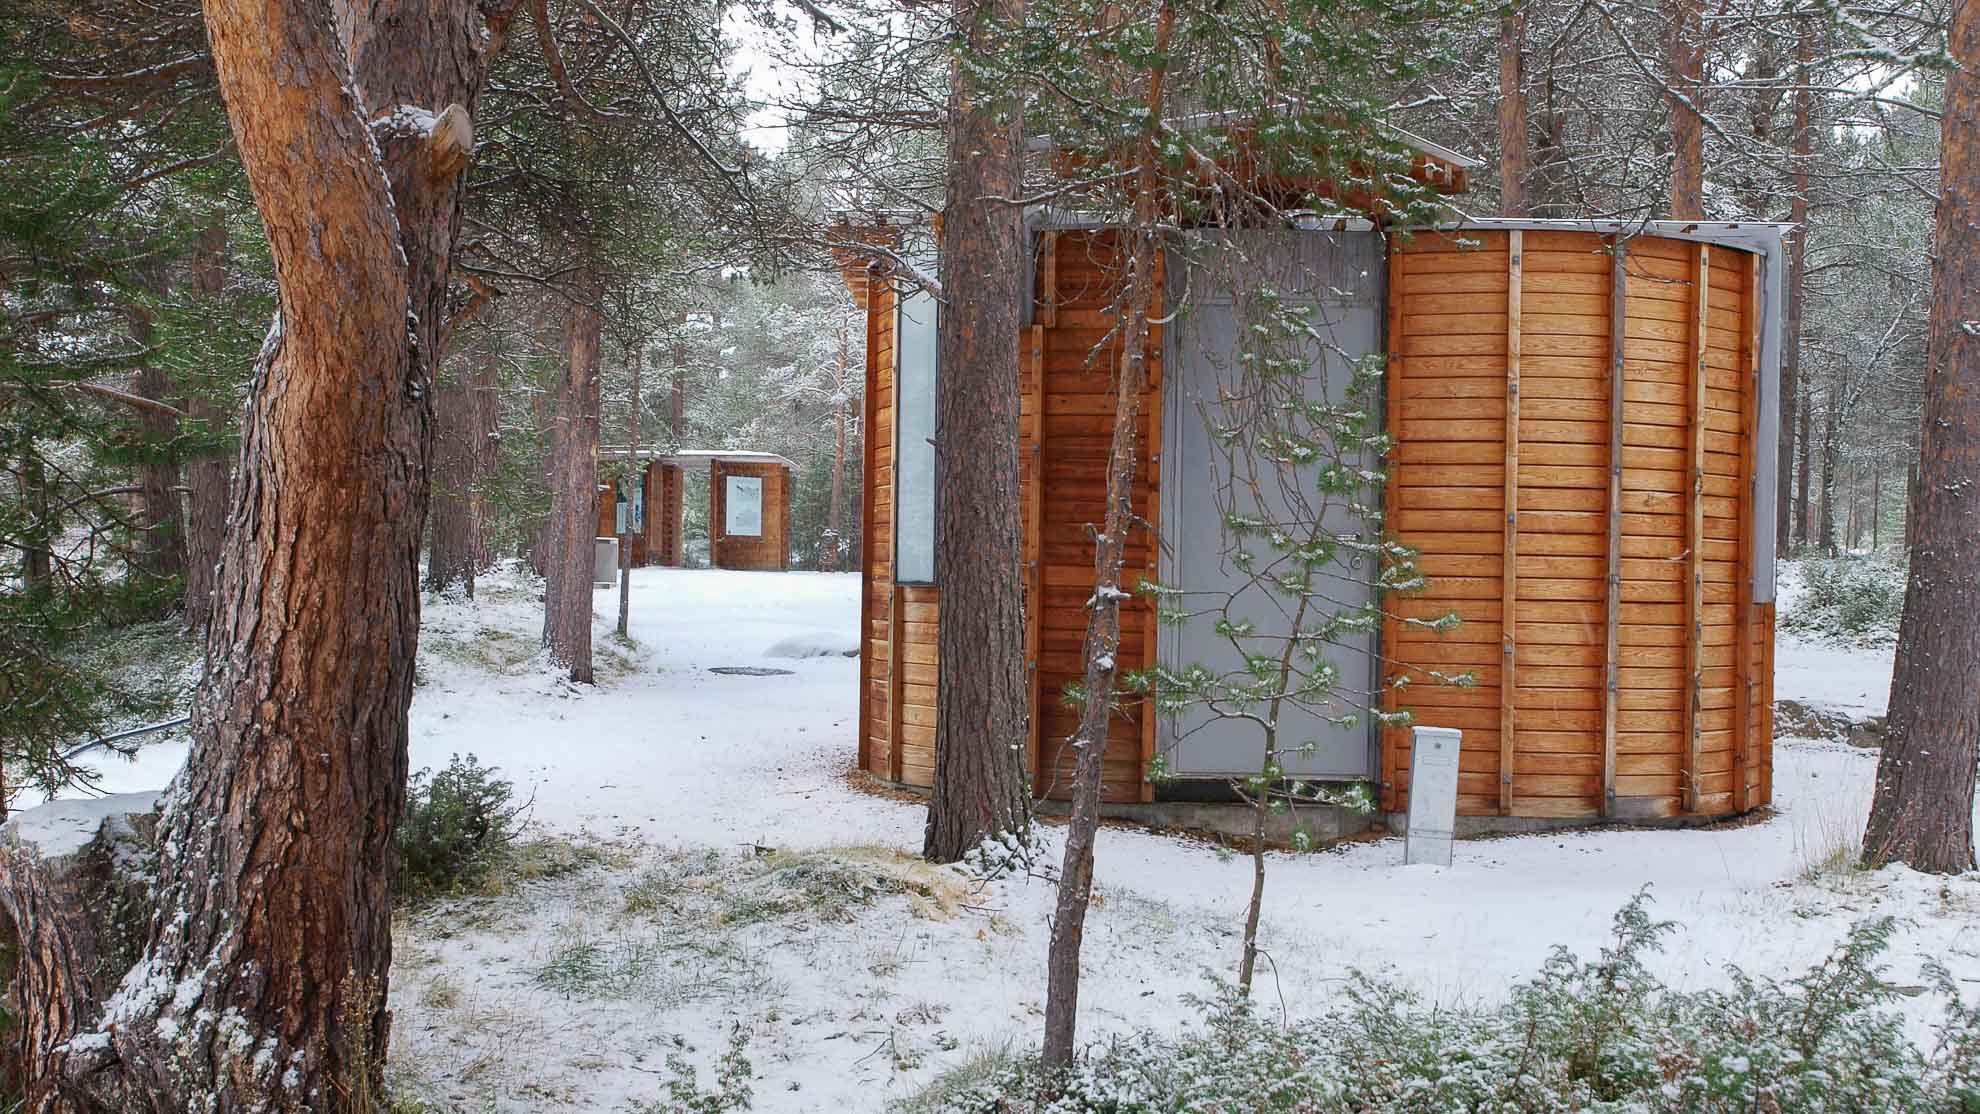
0;0;525;1105
1042;226;1157;1070
0;801;157;1114
1818;389;1839;554
617;337;641;639
822;322;849;573
128;287;186;585
427;365;483;597
1862;0;1979;875
1778;18;1812;552
182;225;233;635
923;0;1033;865
1497;6;1528;218
20;450;51;597
1666;0;1706;220
543;254;604;684
1042;0;1171;1070
1795;386;1812;544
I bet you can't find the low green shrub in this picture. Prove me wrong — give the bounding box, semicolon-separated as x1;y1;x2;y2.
1781;553;1907;646
909;893;1980;1113
395;754;524;900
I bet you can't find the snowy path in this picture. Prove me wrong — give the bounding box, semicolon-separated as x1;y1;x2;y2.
68;567;1979;1112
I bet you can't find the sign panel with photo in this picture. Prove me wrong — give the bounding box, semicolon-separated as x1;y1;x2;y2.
725;476;763;537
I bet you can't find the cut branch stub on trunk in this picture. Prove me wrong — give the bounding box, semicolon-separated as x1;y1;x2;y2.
0;795;159;1114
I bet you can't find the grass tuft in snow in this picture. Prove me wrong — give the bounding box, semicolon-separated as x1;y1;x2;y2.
626;1027;754;1114
888;1045;1018;1114
418;974;462;1011
1790;762;1874;889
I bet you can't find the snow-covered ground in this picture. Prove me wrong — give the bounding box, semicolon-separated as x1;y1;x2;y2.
66;566;1979;1112
1770;559;1899;719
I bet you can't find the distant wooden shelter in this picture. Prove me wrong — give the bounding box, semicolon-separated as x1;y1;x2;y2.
599;449;797;572
836;152;1784;825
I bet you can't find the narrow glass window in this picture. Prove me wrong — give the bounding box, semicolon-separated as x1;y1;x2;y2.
894;284;939;584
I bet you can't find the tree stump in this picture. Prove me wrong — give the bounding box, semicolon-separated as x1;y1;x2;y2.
0;794;159;1114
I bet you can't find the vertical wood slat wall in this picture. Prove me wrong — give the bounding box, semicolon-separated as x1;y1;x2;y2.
603;461;683;567
1383;230;1772;820
857;232;1164;803
1030;230;1163;804
858;274;896;779
708;459;791;571
854;227;1772;820
647;462;684;568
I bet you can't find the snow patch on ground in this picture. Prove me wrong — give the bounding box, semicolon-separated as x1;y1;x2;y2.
764;629;860;659
5;792;160;859
1771;561;1897;719
61;565;1978;1113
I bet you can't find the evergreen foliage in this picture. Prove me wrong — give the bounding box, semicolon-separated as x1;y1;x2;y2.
911;894;1980;1113
395;755;526;900
1781;553;1908;646
0;52;263;796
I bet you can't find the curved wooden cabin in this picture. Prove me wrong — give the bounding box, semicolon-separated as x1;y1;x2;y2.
846;221;1781;824
708;455;793;571
599;449;795;571
1384;229;1775;821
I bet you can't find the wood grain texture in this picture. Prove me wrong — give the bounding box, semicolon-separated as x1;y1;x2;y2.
1501;231;1523;815
1388;231;1769;821
1684;244;1710;812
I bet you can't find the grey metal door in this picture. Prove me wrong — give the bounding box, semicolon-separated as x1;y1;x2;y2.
1158;228;1385;781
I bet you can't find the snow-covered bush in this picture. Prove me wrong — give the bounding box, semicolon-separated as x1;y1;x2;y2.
907;894;1980;1113
1781;553;1907;646
394;754;523;900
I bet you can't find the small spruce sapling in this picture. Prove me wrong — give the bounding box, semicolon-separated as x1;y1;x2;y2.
1143;244;1463;997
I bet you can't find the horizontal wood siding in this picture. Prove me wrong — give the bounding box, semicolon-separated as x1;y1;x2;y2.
1385;231;1770;820
856;228;1774;823
1385;231;1512;815
1031;230;1163;804
860;279;897;778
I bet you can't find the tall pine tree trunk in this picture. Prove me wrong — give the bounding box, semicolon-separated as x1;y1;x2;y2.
1042;0;1173;1068
128;285;186;586
1497;6;1529;217
1861;0;1979;874
1666;0;1706;219
1870;463;1881;550
1818;387;1839;554
1795;386;1813;544
924;0;1033;864
543;252;604;684
822;322;849;573
182;224;232;634
469;360;500;569
1905;451;1919;551
0;0;523;1105
20;449;51;597
180;395;231;634
428;363;483;596
1778;17;1812;551
617;335;641;639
